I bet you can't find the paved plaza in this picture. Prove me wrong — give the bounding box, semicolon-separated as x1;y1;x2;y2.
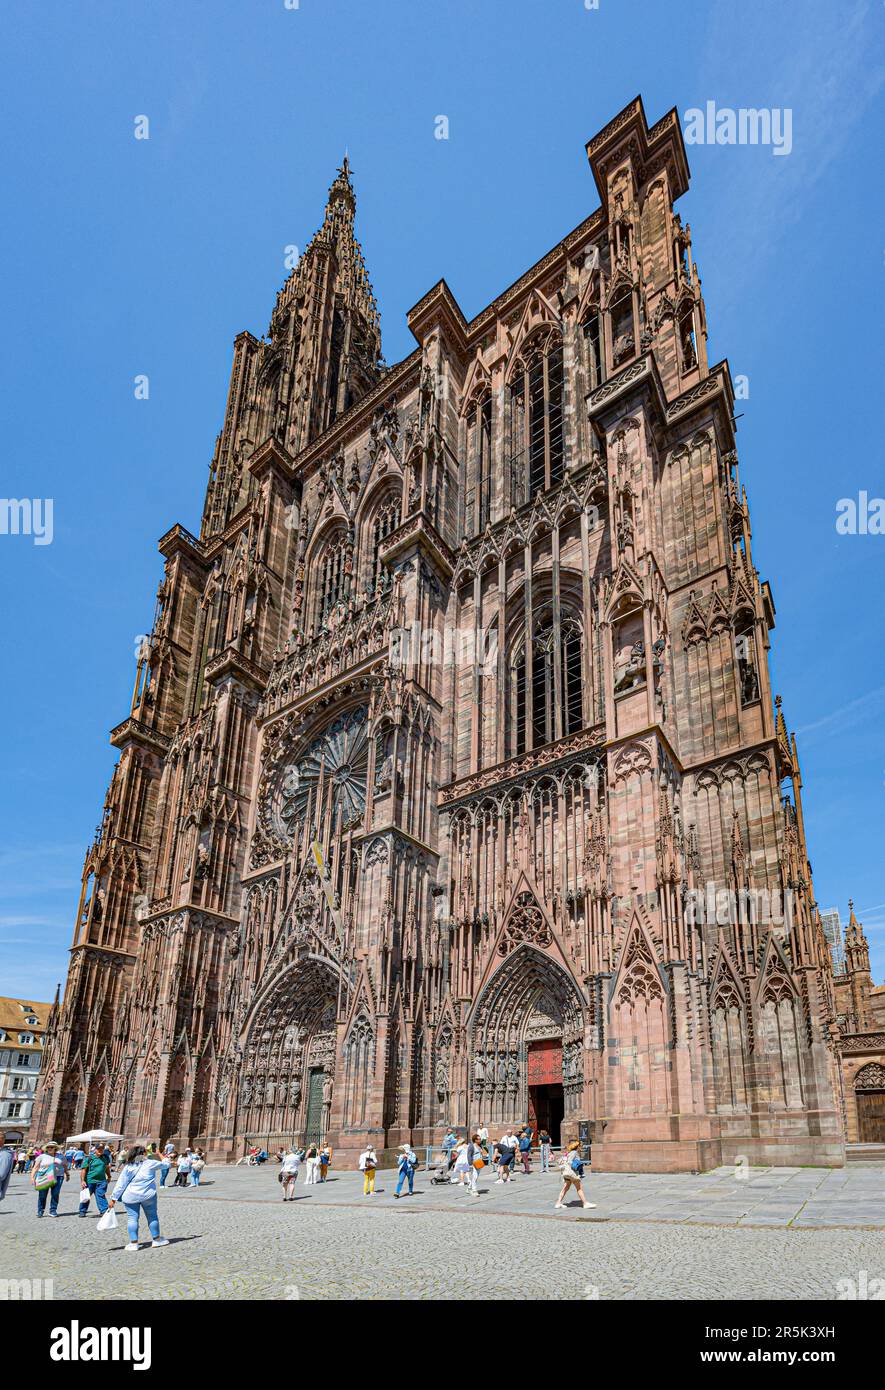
2;1162;884;1300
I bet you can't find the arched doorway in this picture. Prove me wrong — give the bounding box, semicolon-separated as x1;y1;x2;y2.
469;944;586;1141
854;1062;885;1143
239;956;343;1149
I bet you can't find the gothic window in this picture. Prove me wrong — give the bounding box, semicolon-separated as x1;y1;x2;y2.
327;308;346;424
466;393;493;534
257;360;282;444
582;309;604;391
508;334;564;506
614;218;632;264
610;287;635;367
561;618;583;734
734;614;759;706
510;608;584;756
679;305;698;371
316;528;348;624
674;230;690;280
369;492;400;593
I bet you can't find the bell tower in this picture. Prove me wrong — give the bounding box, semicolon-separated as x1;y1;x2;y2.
201;158;383;539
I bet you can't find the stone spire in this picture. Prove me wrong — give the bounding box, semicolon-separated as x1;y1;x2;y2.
202;156;386;538
844;900;871;970
271;155;381;354
844;899;872;1030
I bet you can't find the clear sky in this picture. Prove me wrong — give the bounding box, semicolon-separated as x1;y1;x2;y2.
1;0;883;1000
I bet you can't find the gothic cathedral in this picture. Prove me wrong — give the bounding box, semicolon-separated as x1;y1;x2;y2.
35;99;848;1170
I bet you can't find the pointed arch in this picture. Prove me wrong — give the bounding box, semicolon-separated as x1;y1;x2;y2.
342;1011;374;1128
469;941;586;1124
709;946;749;1111
755;935;806;1110
610;915;670;1117
359;479;402;595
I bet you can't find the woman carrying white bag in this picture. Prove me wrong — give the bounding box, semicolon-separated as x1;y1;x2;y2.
104;1144;169;1251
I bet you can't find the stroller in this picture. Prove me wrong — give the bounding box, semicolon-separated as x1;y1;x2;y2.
429;1150;455;1185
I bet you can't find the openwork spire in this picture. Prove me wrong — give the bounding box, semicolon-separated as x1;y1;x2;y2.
271;155;381;346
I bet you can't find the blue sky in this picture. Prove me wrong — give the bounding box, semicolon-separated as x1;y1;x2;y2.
1;0;883;1000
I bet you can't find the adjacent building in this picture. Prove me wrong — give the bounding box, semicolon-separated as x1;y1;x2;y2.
832;903;885;1144
0;997;51;1143
33;97;881;1168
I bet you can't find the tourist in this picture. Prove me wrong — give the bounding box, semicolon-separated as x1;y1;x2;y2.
189;1151;206;1186
33;1142;69;1216
477;1123;490;1159
0;1132;13;1203
159;1149;173;1187
25;1147;36;1173
538;1128;553;1173
441;1127;458;1169
554;1141;596;1211
494;1130;517;1183
16;1148;27;1174
319;1143;332;1181
464;1133;482;1197
358;1143;378;1195
280;1148;301;1200
304;1144;319;1184
452;1137;471;1188
79;1143;111;1217
393;1142;416;1198
108;1144;169;1250
72;1146;86;1170
518;1126;533;1173
175;1150;192;1187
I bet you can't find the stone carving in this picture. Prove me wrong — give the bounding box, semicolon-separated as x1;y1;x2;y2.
854;1062;885;1091
277;706;370;837
498;891;552;955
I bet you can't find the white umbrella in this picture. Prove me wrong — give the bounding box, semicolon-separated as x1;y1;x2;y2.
65;1129;124;1143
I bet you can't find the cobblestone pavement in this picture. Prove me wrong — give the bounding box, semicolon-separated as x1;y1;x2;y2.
2;1164;883;1300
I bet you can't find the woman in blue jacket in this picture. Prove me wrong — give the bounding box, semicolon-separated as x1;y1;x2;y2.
108;1145;169;1251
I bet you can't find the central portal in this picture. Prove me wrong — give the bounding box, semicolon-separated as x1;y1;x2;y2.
527;1038;564;1143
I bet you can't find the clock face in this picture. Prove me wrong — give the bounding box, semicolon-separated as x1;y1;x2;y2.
277;706;370;837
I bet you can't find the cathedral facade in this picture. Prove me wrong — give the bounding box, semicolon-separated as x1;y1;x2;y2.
35;98;855;1169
